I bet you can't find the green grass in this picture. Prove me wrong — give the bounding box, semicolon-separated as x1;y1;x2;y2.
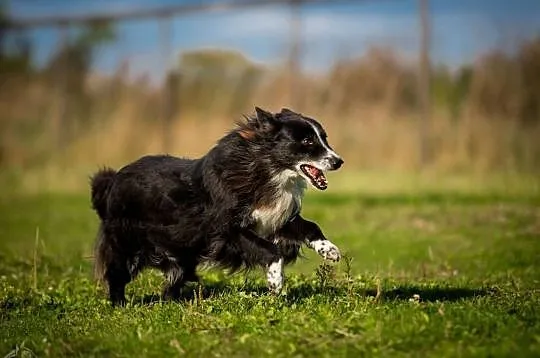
1;178;539;357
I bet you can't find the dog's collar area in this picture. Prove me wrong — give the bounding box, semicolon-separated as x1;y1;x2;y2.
288;204;301;223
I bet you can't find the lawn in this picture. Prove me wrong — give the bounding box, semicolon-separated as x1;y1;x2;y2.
0;173;539;357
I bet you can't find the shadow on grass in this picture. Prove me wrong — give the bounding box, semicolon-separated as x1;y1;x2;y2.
0;284;493;315
0;283;493;315
131;280;269;306
299;283;494;303
128;281;494;307
364;286;493;302
290;282;493;302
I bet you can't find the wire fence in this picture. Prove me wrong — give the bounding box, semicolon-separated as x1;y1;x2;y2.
3;0;539;180
4;0;429;157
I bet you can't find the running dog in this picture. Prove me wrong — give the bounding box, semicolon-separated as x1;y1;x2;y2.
90;107;344;305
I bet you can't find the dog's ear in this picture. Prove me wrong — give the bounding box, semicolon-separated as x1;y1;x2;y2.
279;108;297;116
254;106;277;133
255;106;273;121
277;108;300;121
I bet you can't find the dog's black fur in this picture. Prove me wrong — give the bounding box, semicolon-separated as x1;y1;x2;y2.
91;107;343;305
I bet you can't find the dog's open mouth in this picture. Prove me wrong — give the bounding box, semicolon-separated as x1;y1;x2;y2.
300;164;328;190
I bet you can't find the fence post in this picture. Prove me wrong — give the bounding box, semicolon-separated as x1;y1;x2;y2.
288;0;302;110
159;15;174;154
53;24;69;152
418;0;431;170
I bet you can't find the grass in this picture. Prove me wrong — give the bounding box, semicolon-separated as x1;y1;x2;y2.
0;174;539;357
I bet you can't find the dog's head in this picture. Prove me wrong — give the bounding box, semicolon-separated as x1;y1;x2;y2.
238;107;344;190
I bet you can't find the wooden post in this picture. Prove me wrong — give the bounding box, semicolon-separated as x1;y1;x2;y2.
54;24;69;151
418;0;431;170
159;15;174;153
288;0;302;110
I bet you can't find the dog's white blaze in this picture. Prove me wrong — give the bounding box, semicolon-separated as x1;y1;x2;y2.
307;121;339;159
252;170;307;238
266;258;284;293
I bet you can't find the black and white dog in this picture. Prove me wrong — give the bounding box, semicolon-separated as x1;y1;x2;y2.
91;107;344;305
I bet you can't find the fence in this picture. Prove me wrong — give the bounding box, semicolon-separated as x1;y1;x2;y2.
3;0;539;184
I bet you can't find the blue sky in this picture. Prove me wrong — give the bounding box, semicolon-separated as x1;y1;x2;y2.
8;0;540;82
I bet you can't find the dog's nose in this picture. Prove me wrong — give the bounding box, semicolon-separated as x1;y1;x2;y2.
329;156;344;170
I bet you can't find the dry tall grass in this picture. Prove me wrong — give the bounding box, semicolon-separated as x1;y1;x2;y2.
1;41;540;192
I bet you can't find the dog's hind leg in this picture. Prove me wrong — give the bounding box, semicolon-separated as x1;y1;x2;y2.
161;258;199;301
105;259;132;306
94;226;133;306
162;262;184;300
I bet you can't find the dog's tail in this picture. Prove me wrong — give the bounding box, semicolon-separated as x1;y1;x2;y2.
90;168;116;220
93;225;111;283
91;168;116;284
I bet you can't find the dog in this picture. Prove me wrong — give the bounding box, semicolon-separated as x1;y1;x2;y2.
90;107;344;305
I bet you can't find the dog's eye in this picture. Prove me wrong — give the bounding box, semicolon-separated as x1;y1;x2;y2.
301;138;314;146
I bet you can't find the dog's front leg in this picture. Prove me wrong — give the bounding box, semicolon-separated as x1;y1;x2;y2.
266;258;284;294
308;238;341;262
283;215;341;262
238;230;284;294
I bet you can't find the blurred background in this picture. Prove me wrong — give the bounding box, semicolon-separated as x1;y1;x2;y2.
1;0;540;192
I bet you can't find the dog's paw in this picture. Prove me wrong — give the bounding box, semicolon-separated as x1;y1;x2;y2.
267;280;283;295
310;240;341;262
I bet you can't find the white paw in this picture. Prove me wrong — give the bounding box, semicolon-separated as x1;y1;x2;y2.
268;280;283;294
310;239;341;262
266;259;284;294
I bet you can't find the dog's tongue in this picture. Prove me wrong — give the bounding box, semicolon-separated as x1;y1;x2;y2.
306;165;320;178
305;165;328;190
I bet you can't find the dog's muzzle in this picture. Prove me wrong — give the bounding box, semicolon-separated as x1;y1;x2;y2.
325;155;344;170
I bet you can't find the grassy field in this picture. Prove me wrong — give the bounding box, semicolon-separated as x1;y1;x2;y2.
0;173;539;357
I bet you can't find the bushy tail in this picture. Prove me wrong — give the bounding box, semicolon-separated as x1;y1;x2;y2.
90;168;116;283
94;225;110;283
90;168;116;220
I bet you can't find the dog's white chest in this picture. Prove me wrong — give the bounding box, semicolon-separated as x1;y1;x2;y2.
251;172;306;238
